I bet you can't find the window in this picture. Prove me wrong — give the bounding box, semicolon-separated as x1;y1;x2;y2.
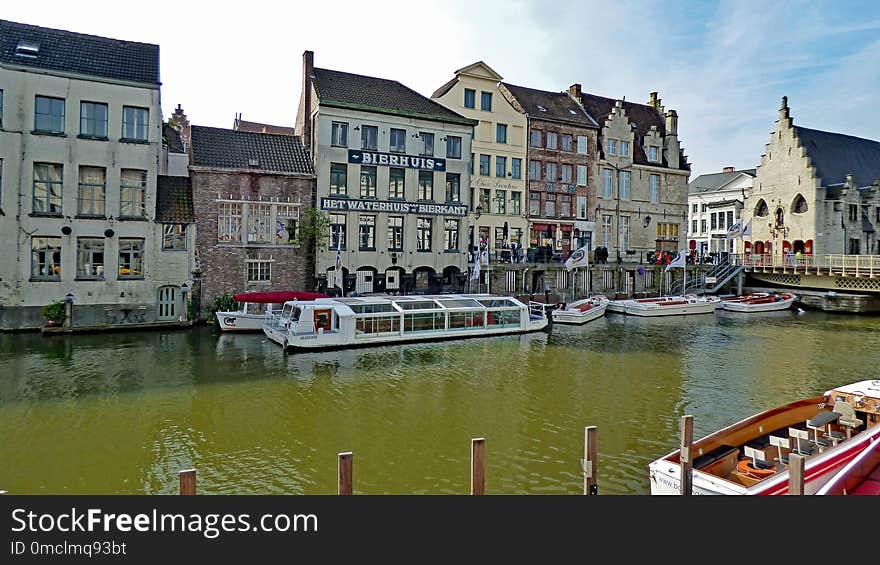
331;121;348;147
494;227;505;249
546;163;558;182
163;224;187;250
577;135;588;155
35;96;65;134
480;91;492;111
702;203;708;213
710;213;717;230
657;223;679;239
529;192;541;215
496;123;507;144
496;156;507;178
602;215;612;248
601;169;612;198
445;173;460;202
464;88;476;109
419;132;434;157
418;171;434;200
848;204;858;222
446;136;461;159
417;217;432;250
700;219;707;233
620;141;630;157
247;260;271;282
122;106;148;141
77;166;106;217
120;169;147;217
118;238;144;278
561;134;573;152
361;125;378;150
607;139;617;155
218;202;242;242
33;163;63;214
577;196;587;219
621;216;630;250
511;191;521;215
561;164;572;184
849;238;861;255
387;216;403;251
529;160;541;180
494;190;506;214
31;237;61;280
247;203;272;243
330;163;348;195
511;158;522;180
691;219;697;233
359;215;376;250
546;131;557;150
793;194;808;214
360;165;377;198
76;238;105;278
530;129;542;148
577;165;588;186
330;213;346;249
80;102;108;138
480;188;491;212
692;203;698;213
648;146;660;162
544;194;556;216
649;174;659;203
389;167;405;199
560;194;572;217
619;171;630;200
726;211;734;229
389;128;406;153
479;154;491;176
276;204;300;244
0;89;3;128
444;219;459;251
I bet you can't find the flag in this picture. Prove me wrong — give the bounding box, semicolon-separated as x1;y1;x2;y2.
665;249;687;272
333;241;343;290
480;246;489;268
741;220;752;237
726;220;743;239
564;244;590;271
469;249;481;281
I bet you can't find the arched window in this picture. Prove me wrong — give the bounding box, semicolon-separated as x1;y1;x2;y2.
792;194;808;214
754;199;769;217
775;207;784;227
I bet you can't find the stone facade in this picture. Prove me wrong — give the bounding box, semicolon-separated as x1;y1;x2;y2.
743;97;880;260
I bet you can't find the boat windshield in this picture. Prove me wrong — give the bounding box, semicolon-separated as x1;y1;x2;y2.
292;307;301;322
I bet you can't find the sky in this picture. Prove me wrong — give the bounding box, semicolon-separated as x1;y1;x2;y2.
5;0;880;179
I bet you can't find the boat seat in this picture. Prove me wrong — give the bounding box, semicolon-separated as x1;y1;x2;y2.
769;435;790;466
746;435;772;450
743;445;775;470
788;427;815;456
832;401;864;440
693;444;738;470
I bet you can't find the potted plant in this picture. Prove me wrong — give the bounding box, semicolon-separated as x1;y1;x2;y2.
41;300;67;327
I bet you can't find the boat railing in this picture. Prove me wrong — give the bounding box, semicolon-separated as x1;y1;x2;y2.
528;301;547;319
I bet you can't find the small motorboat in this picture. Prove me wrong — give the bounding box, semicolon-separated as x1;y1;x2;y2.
551;296;609;325
216;291;329;331
722;292;797;312
607;295;673;313
623;295;718;317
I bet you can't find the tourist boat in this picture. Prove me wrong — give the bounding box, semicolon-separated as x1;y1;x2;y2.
721;292;797;312
623;295;719;317
551;296;609;325
607;296;673;313
263;294;548;351
816;428;880;495
649;379;880;495
216;291;329;331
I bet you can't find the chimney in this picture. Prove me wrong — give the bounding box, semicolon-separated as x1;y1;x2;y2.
568;83;582;100
722;166;735;173
171;104;191;151
780;95;790;120
665;109;678;136
648;91;660;109
299;50;315;152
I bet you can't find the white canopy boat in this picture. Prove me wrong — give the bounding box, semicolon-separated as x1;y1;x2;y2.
215;291;329;331
551;296;609;325
722;292;797;313
263;294;548;351
624;295;719;317
649;379;880;495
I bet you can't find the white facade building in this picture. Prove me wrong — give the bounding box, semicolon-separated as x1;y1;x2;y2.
687;167;755;257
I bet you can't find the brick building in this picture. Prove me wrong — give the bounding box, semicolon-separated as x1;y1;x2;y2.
189;125;316;316
500;83;599;261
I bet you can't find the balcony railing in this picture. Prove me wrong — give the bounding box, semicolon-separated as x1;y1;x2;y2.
734;253;880;277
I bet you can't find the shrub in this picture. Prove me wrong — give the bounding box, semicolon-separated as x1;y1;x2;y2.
207;294;238;325
41;300;67;324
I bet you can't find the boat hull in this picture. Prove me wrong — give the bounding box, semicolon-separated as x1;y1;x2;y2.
215;311;267;331
551;302;607;325
722;295;796;312
624;300;717;317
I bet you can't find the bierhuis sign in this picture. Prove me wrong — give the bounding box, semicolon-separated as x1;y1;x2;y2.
348;150;446;172
321;197;467;217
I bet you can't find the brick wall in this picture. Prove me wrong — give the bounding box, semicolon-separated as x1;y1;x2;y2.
192;169;316;317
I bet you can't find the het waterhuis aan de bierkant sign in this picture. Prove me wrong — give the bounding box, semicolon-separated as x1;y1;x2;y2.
348;149;446;172
321;197;467;217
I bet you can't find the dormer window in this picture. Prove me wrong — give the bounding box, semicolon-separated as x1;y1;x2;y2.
648;146;660;162
537;105;547;112
16;40;40;58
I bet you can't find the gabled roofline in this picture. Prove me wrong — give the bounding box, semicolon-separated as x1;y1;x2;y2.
453;61;503;81
319;99;478;127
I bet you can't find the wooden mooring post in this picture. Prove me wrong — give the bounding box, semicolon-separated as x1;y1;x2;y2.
471;438;485;495
338;452;353;495
583;426;598;495
179;469;196;495
679;415;694;495
788;453;805;495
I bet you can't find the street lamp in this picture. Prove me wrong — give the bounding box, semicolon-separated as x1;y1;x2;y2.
64;292;74;329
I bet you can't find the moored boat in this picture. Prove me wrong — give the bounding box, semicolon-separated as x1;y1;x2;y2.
722;292;797;312
263;294;548;351
551;296;609;325
607;295;674;313
623;295;718;317
216;291;329;331
649;379;880;495
816;429;880;495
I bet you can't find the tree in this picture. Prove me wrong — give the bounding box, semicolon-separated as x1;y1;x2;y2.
296;207;331;252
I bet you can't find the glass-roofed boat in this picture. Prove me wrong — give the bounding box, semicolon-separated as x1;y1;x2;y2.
262;294;548;351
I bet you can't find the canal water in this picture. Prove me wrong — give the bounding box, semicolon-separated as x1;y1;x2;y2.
2;310;878;495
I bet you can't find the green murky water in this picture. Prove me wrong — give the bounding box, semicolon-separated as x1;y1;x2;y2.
1;310;878;494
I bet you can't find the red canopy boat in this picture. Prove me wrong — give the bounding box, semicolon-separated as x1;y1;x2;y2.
232;291;329;303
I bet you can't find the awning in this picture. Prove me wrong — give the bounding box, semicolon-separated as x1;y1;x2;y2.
531;223;550;231
233;291;329;303
560;224;573;232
